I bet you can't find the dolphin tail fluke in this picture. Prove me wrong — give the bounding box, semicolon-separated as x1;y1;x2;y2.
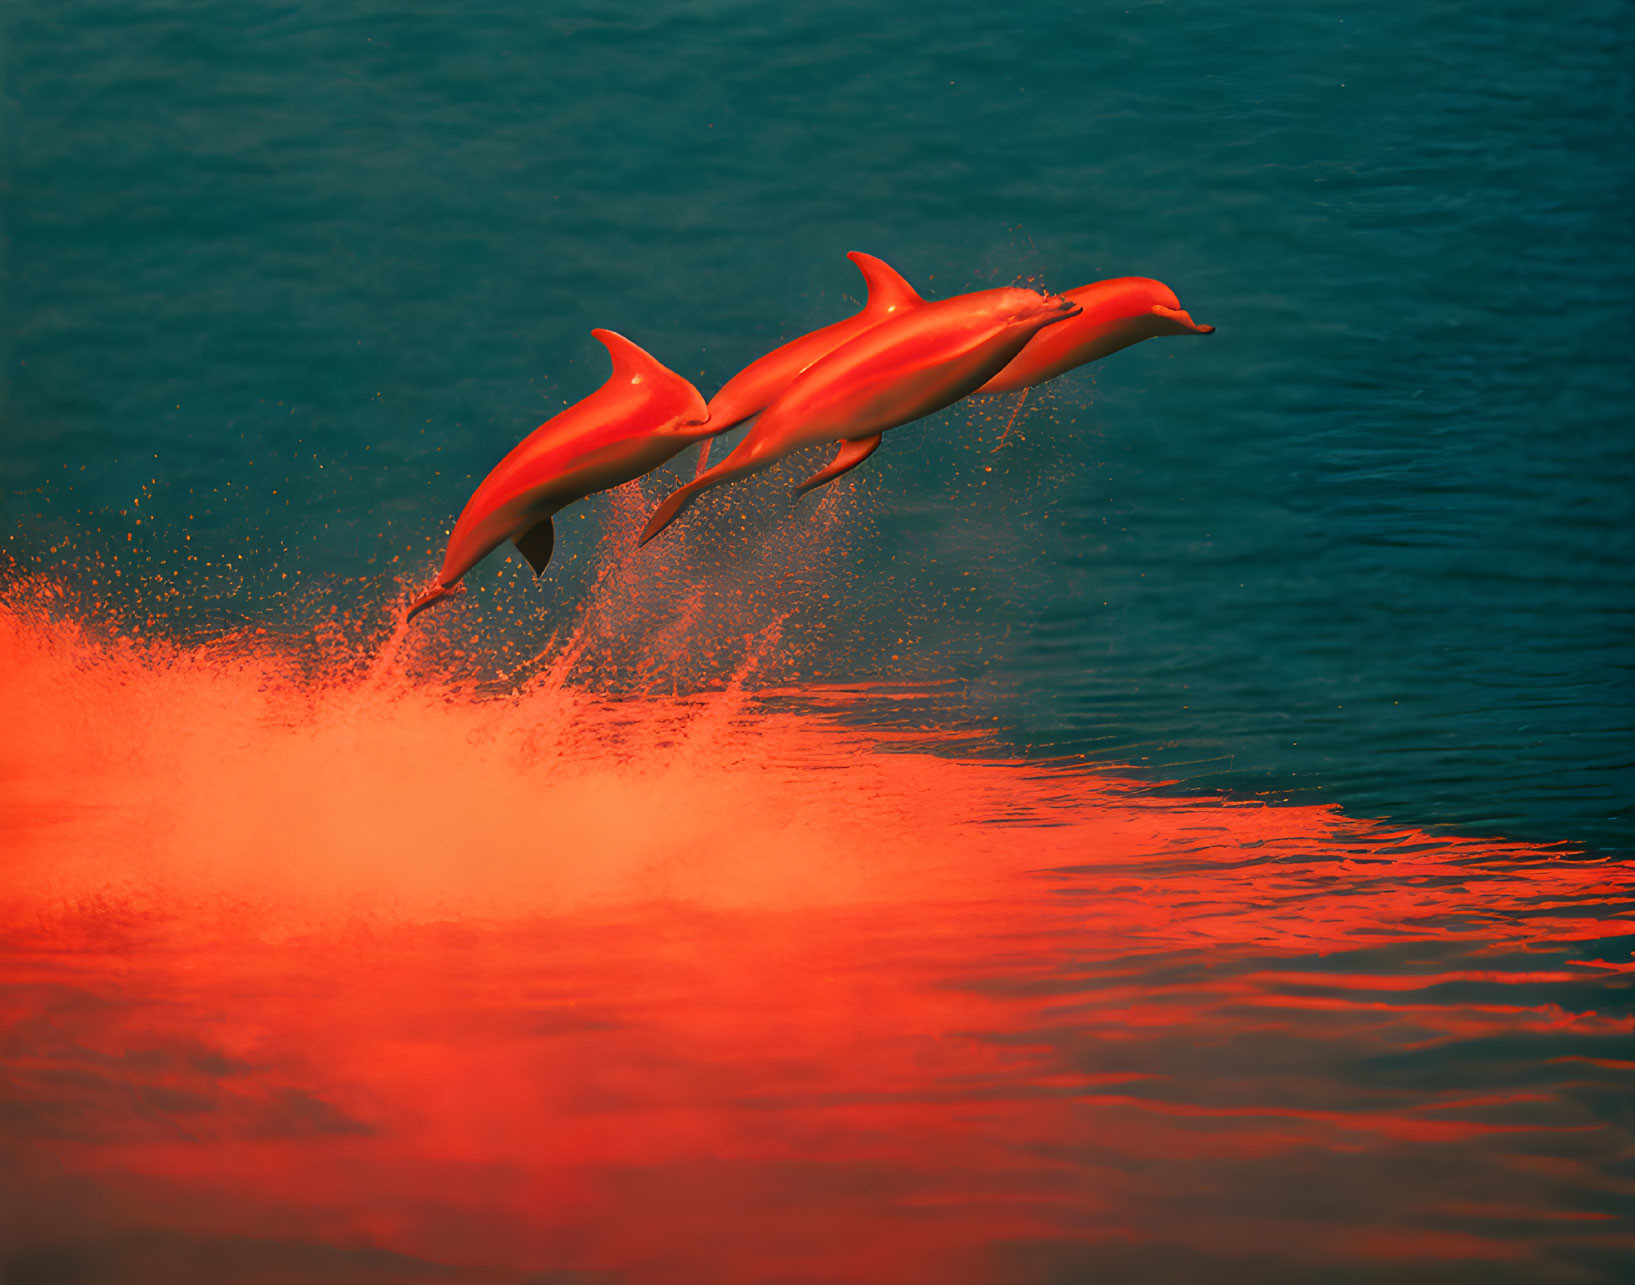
638;478;708;546
643;448;775;546
405;581;462;623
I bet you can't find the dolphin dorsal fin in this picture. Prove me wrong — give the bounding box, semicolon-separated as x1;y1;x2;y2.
847;252;925;317
591;329;677;390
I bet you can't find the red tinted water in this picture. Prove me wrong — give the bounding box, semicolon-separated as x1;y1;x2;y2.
1;589;1630;1283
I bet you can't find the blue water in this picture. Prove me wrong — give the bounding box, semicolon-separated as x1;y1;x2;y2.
6;1;1631;852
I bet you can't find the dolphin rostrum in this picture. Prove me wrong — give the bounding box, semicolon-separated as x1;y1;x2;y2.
406;331;711;621
637;287;1081;546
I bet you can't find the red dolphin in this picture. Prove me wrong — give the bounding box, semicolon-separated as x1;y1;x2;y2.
406;331;710;621
974;276;1213;396
694;251;924;473
637;287;1081;546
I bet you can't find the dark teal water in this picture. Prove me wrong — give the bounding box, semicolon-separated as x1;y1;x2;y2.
5;0;1631;852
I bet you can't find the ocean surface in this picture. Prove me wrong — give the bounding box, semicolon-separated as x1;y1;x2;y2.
2;2;1632;1281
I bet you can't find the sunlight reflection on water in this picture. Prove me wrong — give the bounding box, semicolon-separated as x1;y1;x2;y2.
2;592;1630;1283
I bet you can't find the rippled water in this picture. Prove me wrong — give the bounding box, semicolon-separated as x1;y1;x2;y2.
3;594;1632;1282
2;1;1632;1280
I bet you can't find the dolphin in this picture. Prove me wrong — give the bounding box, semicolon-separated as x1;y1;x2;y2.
637;287;1081;546
705;252;925;431
693;251;924;473
406;330;711;621
973;276;1213;397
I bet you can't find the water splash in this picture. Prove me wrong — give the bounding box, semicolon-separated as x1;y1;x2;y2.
1;574;1630;1282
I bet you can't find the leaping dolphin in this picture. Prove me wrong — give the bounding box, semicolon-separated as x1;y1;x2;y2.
974;277;1213;397
406;331;711;621
694;251;924;473
637;287;1081;547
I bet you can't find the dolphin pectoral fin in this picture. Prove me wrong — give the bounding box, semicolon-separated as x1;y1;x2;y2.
513;518;555;578
795;434;882;496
